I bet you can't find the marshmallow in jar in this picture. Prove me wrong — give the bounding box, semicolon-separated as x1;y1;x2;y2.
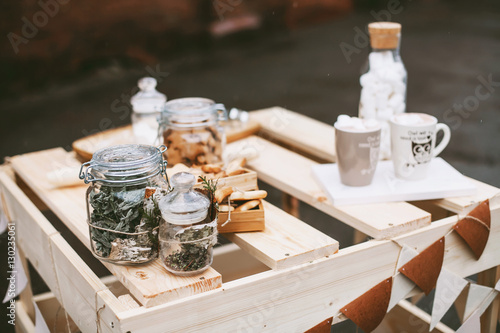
359;22;407;160
131;77;167;145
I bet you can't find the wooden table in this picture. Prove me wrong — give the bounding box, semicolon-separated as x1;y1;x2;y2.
1;107;499;332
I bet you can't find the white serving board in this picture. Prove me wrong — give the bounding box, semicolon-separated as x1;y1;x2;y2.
312;158;476;205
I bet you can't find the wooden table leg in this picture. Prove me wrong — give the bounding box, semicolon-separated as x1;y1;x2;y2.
478;266;500;333
282;193;300;218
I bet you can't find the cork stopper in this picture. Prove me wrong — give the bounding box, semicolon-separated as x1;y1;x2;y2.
368;22;401;49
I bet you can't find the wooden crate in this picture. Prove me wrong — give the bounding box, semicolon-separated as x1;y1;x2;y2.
2;107;499;333
218;200;265;233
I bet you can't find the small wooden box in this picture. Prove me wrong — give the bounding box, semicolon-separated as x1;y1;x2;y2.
194;168;258;192
218;200;265;233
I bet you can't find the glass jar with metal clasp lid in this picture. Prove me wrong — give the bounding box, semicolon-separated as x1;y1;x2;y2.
79;144;171;265
158;97;227;167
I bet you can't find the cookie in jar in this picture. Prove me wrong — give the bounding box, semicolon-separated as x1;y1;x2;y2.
159;98;227;166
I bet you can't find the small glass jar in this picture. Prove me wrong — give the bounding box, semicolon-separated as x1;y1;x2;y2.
79;144;171;265
359;22;407;159
158;172;217;276
158;97;227;167
131;77;167;145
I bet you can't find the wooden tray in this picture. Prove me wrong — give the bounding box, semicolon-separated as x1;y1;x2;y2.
72;121;260;161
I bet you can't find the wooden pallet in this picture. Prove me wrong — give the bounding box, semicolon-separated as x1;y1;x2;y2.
2;107;499;333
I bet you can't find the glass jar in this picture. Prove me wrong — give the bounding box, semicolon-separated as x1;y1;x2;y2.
158;97;227;167
359;22;406;159
158;172;217;276
131;77;167;145
79;144;171;265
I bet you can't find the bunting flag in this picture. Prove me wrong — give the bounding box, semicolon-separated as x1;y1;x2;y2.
304;317;332;333
341;278;392;333
456;284;494;323
34;301;50;333
453;199;491;259
429;269;468;330
387;245;418;311
456;309;481;333
399;237;445;295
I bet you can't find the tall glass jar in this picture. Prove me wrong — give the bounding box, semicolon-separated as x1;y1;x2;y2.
158;172;217;276
158;97;227;167
131;77;167;145
79;144;171;265
359;22;406;159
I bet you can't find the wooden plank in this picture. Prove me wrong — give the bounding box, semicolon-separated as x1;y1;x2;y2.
224;201;339;270
72;121;260;161
50;233;123;333
117;200;500;332
251;108;500;217
0;172;62;301
9;148;223;308
477;266;500;333
227;136;431;239
375;300;455;333
14;301;35;333
431;178;500;214
249;107;336;162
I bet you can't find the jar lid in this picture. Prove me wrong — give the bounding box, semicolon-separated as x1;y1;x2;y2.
368;22;401;49
130;77;167;114
159;172;210;225
162;97;217;126
82;144;164;183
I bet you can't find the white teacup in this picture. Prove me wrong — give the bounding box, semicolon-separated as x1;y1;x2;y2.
390;113;451;180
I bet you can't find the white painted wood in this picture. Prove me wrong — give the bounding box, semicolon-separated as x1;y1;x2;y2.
227;136;431;239
312;158;476;205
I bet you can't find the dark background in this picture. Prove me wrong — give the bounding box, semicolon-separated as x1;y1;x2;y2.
1;0;499;332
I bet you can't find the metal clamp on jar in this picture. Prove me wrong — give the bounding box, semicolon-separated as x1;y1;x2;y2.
79;144;171;265
158;97;227;167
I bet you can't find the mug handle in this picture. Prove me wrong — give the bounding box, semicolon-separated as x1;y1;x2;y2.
433;123;451;157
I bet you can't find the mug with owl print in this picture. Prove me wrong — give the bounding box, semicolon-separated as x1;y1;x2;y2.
390;113;451;180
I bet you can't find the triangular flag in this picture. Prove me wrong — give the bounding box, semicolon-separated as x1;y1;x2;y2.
495;278;500;292
429;269;468;330
341;278;392;333
461;284;495;322
34;301;50;333
456;309;481;333
388;245;419;311
304;317;332;333
453;199;490;259
399;237;445;295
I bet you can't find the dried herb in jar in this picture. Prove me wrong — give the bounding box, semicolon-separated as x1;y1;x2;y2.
89;185;166;262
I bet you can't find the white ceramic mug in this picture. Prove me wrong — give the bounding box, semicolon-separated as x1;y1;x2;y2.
390;113;451;180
